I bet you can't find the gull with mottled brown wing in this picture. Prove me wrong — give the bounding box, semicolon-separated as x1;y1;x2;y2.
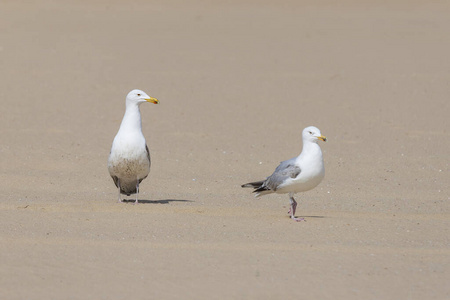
108;89;159;204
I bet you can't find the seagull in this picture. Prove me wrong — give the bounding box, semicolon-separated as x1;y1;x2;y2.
108;89;159;204
242;126;327;221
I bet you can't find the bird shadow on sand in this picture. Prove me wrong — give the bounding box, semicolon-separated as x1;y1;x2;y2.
296;215;326;219
122;199;193;204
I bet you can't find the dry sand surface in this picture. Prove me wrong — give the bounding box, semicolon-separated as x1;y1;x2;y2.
1;0;449;299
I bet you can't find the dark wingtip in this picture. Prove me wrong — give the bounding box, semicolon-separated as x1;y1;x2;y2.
242;181;265;189
253;186;269;193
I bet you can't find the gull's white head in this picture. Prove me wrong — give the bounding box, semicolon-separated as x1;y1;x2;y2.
302;126;327;143
126;89;159;105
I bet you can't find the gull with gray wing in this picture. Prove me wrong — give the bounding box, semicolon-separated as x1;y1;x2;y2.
242;126;327;221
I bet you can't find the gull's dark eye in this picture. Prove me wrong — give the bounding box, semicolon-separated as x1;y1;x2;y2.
309;131;313;135
137;93;141;96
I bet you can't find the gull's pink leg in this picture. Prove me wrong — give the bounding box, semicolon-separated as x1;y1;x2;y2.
288;203;295;215
289;194;305;222
288;193;297;215
134;181;139;204
117;179;122;203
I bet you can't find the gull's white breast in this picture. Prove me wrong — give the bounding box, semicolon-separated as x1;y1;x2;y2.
276;149;325;194
108;131;150;180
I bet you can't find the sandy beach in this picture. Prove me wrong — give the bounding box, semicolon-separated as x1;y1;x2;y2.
1;1;449;299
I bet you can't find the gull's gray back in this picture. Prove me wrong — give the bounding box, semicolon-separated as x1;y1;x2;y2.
264;157;301;191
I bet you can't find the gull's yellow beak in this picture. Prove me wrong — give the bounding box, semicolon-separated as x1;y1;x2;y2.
317;135;327;142
146;97;159;104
